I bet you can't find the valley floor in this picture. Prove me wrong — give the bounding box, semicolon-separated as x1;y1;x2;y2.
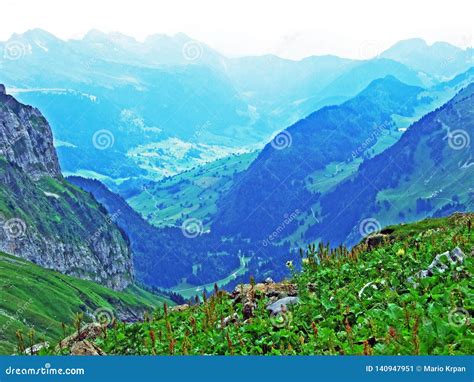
169;256;250;300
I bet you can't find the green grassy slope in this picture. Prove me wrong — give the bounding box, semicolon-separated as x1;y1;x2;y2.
92;213;473;355
128;151;258;228
0;252;172;354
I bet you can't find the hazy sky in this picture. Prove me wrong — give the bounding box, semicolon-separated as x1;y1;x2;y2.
0;0;472;59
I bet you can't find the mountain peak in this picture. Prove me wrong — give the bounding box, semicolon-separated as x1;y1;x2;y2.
381;38;465;59
365;74;401;86
173;32;193;41
144;32;190;45
386;38;428;50
352;75;423;105
380;38;469;78
16;28;60;42
316;85;474;245
0;84;5;95
83;29;109;41
83;29;138;44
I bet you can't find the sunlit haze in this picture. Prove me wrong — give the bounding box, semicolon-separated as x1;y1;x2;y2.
0;0;472;59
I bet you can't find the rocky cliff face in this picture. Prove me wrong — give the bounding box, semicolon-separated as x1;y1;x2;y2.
0;84;61;180
0;85;133;290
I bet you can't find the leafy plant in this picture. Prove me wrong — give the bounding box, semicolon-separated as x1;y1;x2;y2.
89;213;473;355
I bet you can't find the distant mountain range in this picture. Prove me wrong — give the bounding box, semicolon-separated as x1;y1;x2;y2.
380;38;473;80
214;76;421;235
1;30;472;191
69;76;474;288
211;81;473;256
313;83;474;245
125;69;474;231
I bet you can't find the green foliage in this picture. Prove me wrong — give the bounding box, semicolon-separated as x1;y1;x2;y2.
92;213;473;355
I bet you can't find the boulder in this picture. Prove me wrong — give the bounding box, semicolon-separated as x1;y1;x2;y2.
221;313;239;328
232;282;297;301
57;322;103;350
24;341;49;355
70;340;106;356
232;282;297;319
408;247;465;284
266;297;300;316
170;304;190;312
365;233;389;249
